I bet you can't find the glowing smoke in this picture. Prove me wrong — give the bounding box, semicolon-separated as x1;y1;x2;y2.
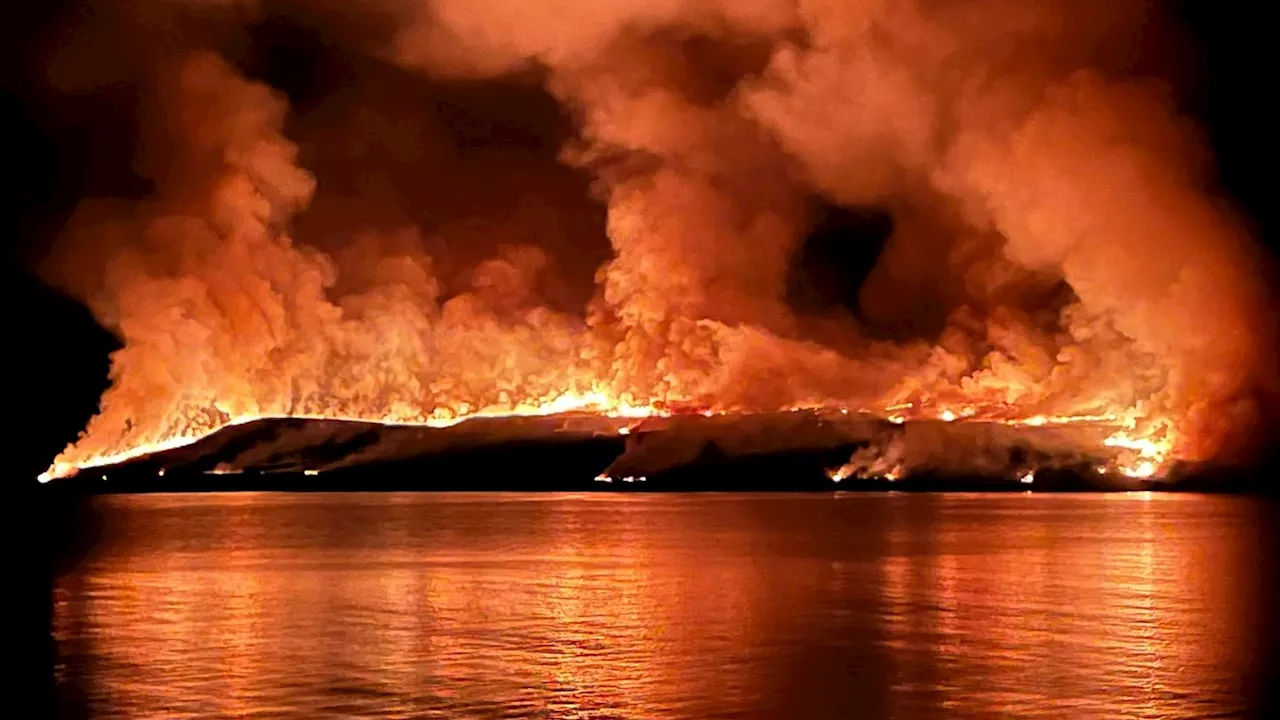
36;0;1277;480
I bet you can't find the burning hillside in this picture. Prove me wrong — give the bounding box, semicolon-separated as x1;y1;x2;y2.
35;0;1277;486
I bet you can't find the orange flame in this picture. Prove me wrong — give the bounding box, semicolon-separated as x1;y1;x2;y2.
40;389;1175;483
37;11;1273;485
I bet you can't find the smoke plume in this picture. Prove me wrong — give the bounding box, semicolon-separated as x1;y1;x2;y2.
36;0;1278;480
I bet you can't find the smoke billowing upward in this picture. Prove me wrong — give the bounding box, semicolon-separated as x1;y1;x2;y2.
34;0;1278;480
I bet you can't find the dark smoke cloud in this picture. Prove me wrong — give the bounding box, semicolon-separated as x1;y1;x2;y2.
34;0;1279;476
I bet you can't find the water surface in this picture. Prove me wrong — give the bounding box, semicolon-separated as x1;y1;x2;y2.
54;492;1273;718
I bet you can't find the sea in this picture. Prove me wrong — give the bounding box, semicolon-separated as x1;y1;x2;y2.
48;492;1278;718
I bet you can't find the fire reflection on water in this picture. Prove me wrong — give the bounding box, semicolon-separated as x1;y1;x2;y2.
52;493;1262;718
872;495;1258;718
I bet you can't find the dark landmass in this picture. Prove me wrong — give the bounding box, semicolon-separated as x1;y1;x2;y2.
39;413;1277;496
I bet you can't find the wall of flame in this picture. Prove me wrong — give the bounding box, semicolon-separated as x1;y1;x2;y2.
36;0;1278;483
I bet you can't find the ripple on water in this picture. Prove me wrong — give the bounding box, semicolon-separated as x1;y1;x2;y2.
53;492;1268;719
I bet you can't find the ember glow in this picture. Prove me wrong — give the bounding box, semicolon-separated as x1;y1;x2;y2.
38;0;1276;483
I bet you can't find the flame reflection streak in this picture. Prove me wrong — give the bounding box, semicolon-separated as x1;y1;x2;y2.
52;493;1259;717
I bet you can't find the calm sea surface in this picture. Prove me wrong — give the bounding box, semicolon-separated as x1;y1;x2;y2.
52;492;1274;718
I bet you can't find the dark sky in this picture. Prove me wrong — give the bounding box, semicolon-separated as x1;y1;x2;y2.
4;1;1276;480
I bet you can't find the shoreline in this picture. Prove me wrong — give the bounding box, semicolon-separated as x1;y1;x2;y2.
37;413;1274;496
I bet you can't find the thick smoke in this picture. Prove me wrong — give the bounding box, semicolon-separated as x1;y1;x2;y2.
37;0;1277;477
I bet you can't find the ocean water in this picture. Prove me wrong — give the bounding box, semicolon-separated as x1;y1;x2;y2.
52;492;1275;718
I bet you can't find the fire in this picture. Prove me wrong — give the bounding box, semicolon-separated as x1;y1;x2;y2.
39;383;671;482
33;2;1275;485
40;385;1178;483
1121;462;1158;479
1103;430;1172;461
